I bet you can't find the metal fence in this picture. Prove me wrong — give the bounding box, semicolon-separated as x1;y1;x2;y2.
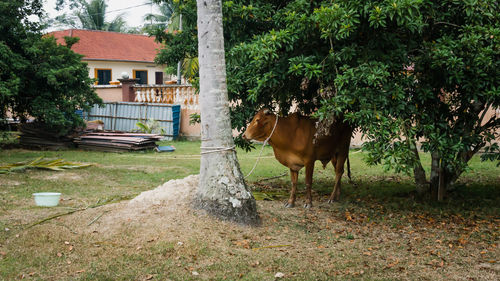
86;102;181;138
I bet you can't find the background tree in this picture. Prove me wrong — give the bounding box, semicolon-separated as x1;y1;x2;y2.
54;0;128;32
1;0;102;135
149;0;199;84
144;0;175;32
153;0;499;201
194;0;259;225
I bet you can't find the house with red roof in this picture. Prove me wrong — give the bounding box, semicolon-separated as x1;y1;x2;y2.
48;29;172;86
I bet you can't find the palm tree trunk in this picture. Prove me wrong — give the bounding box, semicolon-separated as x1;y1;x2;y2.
193;0;259;225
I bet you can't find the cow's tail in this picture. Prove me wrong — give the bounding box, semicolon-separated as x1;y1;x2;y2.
347;155;351;181
347;155;357;187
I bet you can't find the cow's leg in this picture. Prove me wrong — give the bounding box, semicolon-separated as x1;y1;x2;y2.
304;163;314;209
328;155;346;203
284;169;298;208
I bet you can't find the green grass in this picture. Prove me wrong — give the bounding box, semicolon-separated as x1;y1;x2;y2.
1;140;498;222
0;139;499;280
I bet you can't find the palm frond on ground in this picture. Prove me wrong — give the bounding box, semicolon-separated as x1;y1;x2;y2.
0;157;92;174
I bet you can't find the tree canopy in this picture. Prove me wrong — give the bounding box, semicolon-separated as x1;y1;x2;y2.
1;0;102;135
153;0;499;199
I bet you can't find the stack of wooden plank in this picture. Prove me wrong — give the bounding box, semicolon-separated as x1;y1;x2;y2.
74;132;162;152
19;123;76;149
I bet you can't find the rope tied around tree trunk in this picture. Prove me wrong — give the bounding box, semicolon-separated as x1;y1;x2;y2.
200;145;236;155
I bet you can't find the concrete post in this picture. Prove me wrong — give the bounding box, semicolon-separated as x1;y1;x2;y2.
118;78;140;102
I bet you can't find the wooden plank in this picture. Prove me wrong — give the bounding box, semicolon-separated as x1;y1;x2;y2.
74;140;136;148
78;136;150;143
84;132;161;138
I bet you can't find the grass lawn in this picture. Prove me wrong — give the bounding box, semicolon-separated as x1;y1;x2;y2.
0;139;498;280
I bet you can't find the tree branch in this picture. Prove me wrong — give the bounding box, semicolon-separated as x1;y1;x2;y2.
434;21;461;28
475;102;491;130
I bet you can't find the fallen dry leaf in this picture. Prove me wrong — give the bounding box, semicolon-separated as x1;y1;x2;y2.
234;239;251;249
345;211;353;221
56;252;62;257
385;259;399;269
275;272;285;278
251;261;260;267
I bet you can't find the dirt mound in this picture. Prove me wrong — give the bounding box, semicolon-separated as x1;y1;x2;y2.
129;174;199;208
86;175;202;237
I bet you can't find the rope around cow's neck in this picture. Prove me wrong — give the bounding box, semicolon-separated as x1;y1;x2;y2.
244;114;279;178
199;114;279;179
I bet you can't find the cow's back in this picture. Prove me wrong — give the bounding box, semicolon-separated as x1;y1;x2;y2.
270;113;353;169
313;120;353;161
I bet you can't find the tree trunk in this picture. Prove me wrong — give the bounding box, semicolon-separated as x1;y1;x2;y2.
194;0;259;225
437;165;446;201
430;151;440;200
411;146;428;194
430;152;454;202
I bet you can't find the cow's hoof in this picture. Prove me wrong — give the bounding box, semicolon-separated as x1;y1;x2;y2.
284;202;295;208
303;203;312;209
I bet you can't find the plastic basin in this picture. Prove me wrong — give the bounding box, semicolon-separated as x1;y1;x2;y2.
33;192;61;207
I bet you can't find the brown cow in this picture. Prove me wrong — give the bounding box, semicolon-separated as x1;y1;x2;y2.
243;109;353;208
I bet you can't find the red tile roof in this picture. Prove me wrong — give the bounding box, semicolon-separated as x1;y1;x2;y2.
48;29;162;63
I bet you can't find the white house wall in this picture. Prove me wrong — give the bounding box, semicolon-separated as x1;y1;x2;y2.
85;60;175;84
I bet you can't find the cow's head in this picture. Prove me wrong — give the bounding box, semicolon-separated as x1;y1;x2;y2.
242;109;275;141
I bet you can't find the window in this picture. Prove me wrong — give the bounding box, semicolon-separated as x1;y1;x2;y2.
133;70;148;84
95;69;112;85
155;72;164;84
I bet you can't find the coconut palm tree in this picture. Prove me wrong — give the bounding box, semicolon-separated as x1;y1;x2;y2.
143;0;175;31
55;0;127;32
194;0;259;225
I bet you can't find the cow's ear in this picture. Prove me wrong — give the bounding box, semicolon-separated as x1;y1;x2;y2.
262;109;271;115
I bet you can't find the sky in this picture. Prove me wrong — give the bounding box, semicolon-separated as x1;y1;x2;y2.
43;0;160;31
